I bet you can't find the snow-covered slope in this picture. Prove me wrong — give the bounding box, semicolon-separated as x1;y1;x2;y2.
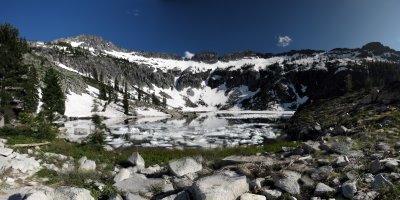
29;36;400;117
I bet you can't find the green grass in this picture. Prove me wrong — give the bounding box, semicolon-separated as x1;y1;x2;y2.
41;139;299;167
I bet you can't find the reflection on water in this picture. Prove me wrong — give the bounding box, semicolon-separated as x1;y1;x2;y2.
62;111;293;149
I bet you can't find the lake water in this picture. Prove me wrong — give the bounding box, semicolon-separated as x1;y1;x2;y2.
61;111;294;149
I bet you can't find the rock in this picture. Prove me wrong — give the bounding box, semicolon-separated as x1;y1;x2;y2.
300;175;315;188
342;182;357;198
361;173;375;183
261;189;282;200
108;194;123;200
221;155;275;166
161;191;190;200
334;125;349;135
54;186;94;200
250;178;265;190
385;160;398;171
273;170;301;195
124;193;147;200
113;168;131;182
140;164;161;175
114;174;165;194
369;159;381;174
311;166;333;181
192;171;249;200
171;176;194;190
330;142;352;154
372;173;393;191
168;157;202;177
78;157;96;171
128;152;145;170
394;142;400;149
0;147;13;156
240;193;266;200
25;191;52;200
302;141;320;153
376;142;390;151
314;183;335;196
10;155;41;175
333;155;349;167
353;191;378;200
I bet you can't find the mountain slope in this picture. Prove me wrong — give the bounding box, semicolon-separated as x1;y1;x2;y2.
26;36;400;118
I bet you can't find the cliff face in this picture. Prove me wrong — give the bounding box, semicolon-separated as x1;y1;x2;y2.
26;37;400;113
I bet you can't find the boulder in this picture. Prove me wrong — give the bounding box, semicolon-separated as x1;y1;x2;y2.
161;191;190;200
385;160;398;171
113;168;131;182
261;189;282;200
311;166;333;181
140;164;161;175
128;152;145;170
168;157;202;177
302;141;321;153
333;155;349;167
273;170;301;195
0;147;13;156
240;193;266;200
114;174;165;194
25;190;53;200
376;142;390;151
78;157;96;171
342;182;357;199
299;175;315;188
192;171;249;200
53;186;94;200
369;159;381;174
314;183;335;196
124;193;147;200
372;173;393;191
10;155;41;175
330;142;352;155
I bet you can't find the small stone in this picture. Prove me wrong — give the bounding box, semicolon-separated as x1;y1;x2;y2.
240;193;266;200
330;142;352;155
299;175;315;188
353;191;378;200
394;142;400;149
342;182;357;198
333;155;349;167
114;168;131;183
314;183;335;196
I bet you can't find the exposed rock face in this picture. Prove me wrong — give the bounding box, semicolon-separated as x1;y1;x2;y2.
314;183;335;196
192;171;249;200
168;157;202;177
78;157;96;171
53;186;94;200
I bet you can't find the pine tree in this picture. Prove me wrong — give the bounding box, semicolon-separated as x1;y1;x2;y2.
137;88;142;101
22;66;39;113
107;81;113;103
152;93;160;106
114;77;119;91
123;83;129;115
0;23;30;119
41;68;65;121
98;72;107;100
162;96;167;108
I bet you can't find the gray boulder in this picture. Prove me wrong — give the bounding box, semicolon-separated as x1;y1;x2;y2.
0;147;13;156
369;159;381;174
330;142;352;154
311;166;333;181
342;181;357;198
261;189;282;200
113;168;131;182
240;193;266;200
53;186;94;200
314;183;335;196
78;157;96;171
273;170;301;195
128;152;145;170
192;171;249;200
114;174;165;194
385;160;398;171
168;157;202;177
372;173;393;191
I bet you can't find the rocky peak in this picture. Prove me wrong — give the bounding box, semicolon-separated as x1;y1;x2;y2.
361;42;395;55
54;34;128;52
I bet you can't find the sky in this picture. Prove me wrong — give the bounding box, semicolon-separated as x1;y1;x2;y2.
1;0;400;56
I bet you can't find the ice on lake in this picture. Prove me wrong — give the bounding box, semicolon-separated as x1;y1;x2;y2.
61;111;294;149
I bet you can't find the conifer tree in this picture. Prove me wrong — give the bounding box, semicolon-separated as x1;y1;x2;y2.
162;96;167;108
41;68;65;121
22;66;39;113
123;83;129;115
345;74;353;93
151;92;160;106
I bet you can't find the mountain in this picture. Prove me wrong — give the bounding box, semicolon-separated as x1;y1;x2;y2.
25;35;400;118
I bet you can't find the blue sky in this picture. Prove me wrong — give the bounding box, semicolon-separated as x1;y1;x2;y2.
1;0;400;56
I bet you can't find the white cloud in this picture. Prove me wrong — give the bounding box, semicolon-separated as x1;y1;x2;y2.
184;51;195;59
277;35;292;47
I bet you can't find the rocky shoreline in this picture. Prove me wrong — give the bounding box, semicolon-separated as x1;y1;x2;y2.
0;129;398;200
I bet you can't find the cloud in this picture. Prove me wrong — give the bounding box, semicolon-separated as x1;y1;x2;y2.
184;51;195;59
277;36;292;47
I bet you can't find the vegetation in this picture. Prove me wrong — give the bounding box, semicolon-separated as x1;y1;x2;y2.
41;68;65;121
123;83;129;115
